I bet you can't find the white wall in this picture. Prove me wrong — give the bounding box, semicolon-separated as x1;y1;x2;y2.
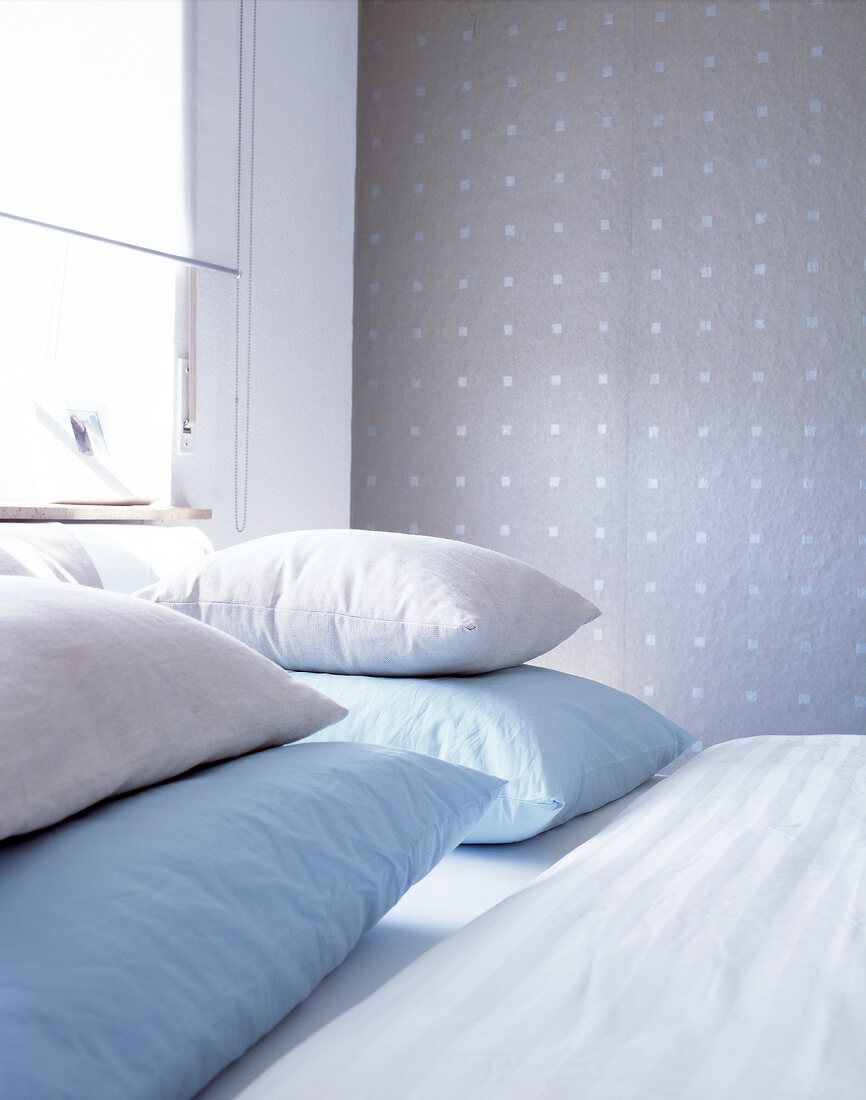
174;0;357;549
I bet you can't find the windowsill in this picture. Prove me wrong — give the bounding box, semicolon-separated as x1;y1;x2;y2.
0;502;212;524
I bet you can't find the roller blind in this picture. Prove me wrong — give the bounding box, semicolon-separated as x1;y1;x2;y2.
0;0;239;276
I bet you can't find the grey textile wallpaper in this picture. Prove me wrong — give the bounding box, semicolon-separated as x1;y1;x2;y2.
351;0;865;749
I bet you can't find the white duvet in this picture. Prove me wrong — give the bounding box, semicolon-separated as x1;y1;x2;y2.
241;735;866;1099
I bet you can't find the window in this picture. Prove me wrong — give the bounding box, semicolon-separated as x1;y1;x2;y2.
0;0;189;504
0;218;176;502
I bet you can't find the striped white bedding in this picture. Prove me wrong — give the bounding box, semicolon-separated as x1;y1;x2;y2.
241;735;866;1099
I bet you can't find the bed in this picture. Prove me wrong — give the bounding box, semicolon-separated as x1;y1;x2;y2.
2;523;861;1099
237;732;866;1100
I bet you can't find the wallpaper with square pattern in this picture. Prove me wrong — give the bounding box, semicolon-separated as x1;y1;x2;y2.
351;0;865;748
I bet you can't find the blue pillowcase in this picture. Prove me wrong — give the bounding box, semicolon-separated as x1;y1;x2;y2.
298;665;697;843
0;741;502;1100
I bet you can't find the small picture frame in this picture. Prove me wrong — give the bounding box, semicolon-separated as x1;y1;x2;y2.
67;408;108;459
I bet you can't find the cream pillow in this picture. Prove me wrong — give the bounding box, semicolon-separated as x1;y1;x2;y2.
0;577;347;839
135;529;600;676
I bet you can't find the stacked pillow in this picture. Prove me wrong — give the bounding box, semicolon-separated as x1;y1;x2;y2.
137;528;696;842
1;573;504;1099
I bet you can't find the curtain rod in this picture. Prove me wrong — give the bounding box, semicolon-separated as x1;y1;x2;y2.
0;209;241;279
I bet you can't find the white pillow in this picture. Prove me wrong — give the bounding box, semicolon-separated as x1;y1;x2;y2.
135;529;600;676
0;577;347;840
0;522;102;586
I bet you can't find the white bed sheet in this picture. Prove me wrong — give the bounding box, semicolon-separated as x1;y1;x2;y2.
194;777;661;1100
235;735;866;1100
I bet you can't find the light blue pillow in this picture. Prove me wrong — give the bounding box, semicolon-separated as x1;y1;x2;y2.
298;665;697;843
0;742;503;1100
